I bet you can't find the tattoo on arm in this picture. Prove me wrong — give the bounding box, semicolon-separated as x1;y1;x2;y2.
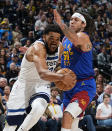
61;24;77;41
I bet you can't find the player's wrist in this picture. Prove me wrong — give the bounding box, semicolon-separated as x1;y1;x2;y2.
59;73;64;81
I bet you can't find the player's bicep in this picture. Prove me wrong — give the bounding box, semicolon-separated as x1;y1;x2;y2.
26;46;35;62
33;44;48;73
77;33;92;51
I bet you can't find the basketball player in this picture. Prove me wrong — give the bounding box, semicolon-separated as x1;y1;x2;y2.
3;24;76;131
54;9;96;131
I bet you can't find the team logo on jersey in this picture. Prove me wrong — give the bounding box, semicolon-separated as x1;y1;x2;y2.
47;61;57;66
80;99;86;106
81;81;85;86
63;43;74;66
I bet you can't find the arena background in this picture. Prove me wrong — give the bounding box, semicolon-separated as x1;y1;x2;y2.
0;0;112;131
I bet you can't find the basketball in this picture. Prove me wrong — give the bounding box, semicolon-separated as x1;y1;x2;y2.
55;68;77;91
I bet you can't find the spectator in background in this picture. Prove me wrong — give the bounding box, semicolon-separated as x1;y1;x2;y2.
35;14;48;38
97;84;112;106
25;10;35;32
47;16;54;25
0;77;7;94
96;74;105;85
0;57;7;76
34;9;44;21
109;49;112;63
94;68;99;80
26;0;36;14
20;30;35;46
0;92;6;130
46;96;63;131
0;49;7;63
0;68;4;78
27;31;35;43
8;77;17;89
14;41;22;54
51;87;62;105
7;54;21;69
3;85;10;102
0;40;4;50
12;25;22;43
0;18;12;42
106;19;112;33
5;62;19;83
79;114;96;131
10;47;18;57
0;84;4;96
97;46;110;70
24;39;32;47
96;93;112;126
96;84;104;98
2;0;14;23
104;38;111;54
1;31;10;47
40;95;63;131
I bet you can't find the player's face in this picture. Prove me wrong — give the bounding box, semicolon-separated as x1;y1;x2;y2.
69;17;86;32
45;32;60;53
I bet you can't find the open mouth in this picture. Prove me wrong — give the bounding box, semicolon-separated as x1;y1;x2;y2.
51;44;57;48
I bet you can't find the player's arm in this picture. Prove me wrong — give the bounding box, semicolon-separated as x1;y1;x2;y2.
26;43;76;85
77;32;92;52
59;42;64;62
54;42;64;72
54;9;79;46
57;42;64;65
54;9;92;51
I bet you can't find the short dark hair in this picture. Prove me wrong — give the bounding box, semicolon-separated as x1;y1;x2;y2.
43;24;62;35
103;93;110;100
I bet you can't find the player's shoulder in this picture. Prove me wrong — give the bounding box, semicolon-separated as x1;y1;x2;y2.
33;41;46;51
77;32;89;39
26;41;46;61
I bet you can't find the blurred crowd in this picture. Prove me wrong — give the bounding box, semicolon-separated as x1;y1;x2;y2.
0;0;112;131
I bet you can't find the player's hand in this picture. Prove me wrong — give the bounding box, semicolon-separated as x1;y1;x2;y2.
62;71;77;88
53;9;62;26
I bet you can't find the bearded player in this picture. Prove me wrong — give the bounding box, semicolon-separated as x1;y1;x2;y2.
3;24;76;131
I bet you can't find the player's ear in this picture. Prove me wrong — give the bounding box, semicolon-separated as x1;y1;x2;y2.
82;22;86;28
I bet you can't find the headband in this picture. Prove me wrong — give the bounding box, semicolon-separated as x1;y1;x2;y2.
72;13;86;24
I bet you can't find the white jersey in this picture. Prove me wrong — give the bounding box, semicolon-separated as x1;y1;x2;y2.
6;40;59;125
18;40;59;86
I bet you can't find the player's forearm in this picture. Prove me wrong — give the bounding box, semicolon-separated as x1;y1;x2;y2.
59;23;78;45
39;69;64;82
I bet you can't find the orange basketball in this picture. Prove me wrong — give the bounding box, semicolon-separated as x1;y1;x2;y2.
55;68;77;91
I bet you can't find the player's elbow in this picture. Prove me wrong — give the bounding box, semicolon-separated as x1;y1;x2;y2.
38;70;47;80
